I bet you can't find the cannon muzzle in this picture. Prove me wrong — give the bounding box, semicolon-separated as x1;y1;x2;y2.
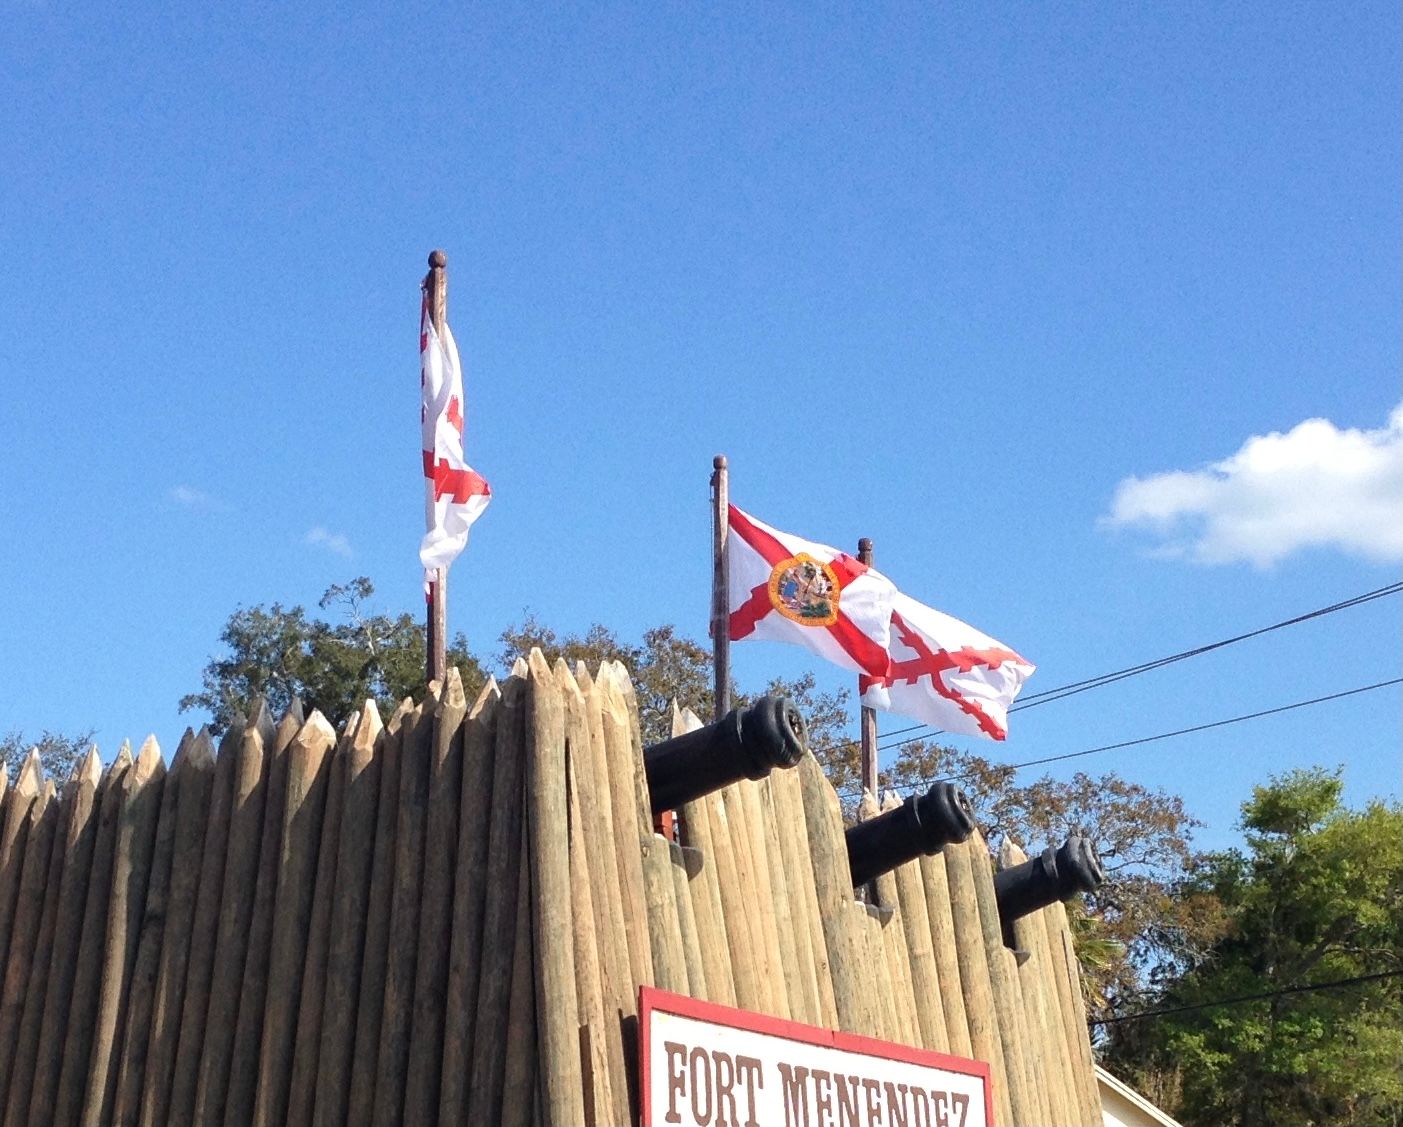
994;835;1104;926
643;696;808;814
845;783;976;888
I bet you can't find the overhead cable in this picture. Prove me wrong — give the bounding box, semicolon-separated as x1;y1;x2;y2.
1090;970;1403;1026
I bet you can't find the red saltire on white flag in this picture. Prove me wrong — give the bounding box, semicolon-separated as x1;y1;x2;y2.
860;591;1034;741
420;298;490;577
726;504;895;677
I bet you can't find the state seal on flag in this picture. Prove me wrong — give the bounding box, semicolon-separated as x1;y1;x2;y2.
767;554;840;627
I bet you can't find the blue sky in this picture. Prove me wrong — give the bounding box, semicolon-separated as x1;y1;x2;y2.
2;2;1398;852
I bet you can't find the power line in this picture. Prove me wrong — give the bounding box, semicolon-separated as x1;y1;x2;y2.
843;677;1403;800
873;582;1402;754
1090;970;1403;1026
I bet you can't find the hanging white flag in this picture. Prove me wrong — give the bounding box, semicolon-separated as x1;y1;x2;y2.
420;299;490;576
726;504;895;677
860;591;1034;741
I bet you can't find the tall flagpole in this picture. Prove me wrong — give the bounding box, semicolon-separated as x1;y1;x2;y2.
858;536;878;796
711;454;731;721
424;249;448;685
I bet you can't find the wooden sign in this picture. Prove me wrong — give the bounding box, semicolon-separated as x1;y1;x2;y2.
641;987;993;1127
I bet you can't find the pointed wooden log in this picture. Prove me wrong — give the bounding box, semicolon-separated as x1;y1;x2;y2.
81;736;167;1126
0;751;42;998
667;842;706;996
968;827;1042;1126
563;663;619;1127
251;711;335;1127
596;664;654;992
284;714;352;1127
435;681;498;1127
499;839;536;1127
372;695;436;1127
702;787;762;1011
111;730;195;1126
133;728;215;1127
577;665;643;1122
888;799;950;1052
346;698;410;1127
1001;839;1077;1127
769;762;838;1029
54;746;131;1127
192;703;274;1126
1045;899;1105;1126
222;701;302;1127
796;754;867;1033
22;748;104;1127
312;700;385;1127
4;754;87;1127
918;850;973;1058
943;837;1013;1127
862;792;918;1046
465;675;528;1125
402;670;468;1127
641;833;688;995
759;778;813;1024
526;650;585;1126
0;777;56;1108
161;719;244;1127
734;778;790;1017
673;710;737;1011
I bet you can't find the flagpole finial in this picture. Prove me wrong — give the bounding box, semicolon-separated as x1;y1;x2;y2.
858;537;873;558
428;249;448;269
713;454;728;470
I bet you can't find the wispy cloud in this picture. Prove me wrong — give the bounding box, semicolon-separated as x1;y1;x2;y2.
170;485;216;510
1102;403;1403;567
305;526;354;558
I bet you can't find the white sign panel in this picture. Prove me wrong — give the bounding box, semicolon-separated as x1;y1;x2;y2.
641;987;992;1127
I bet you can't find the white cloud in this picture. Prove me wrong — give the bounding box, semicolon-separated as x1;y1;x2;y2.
1103;403;1403;567
304;526;354;558
170;484;214;509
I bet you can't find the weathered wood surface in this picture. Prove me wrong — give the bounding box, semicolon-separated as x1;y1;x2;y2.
0;665;1112;1127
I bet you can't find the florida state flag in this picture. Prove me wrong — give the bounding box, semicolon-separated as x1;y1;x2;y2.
860;592;1034;741
420;299;490;575
726;504;895;677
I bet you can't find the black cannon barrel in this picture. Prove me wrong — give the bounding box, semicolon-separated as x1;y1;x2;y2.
643;695;808;815
845;783;976;888
994;835;1104;926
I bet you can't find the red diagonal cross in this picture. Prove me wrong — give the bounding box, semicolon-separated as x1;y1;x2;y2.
446;395;464;436
726;505;889;676
861;612;1023;740
422;450;491;503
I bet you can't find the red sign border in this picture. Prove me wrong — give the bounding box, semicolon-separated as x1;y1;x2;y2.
639;985;995;1127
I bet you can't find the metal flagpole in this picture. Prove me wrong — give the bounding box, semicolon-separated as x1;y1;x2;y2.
424;249;448;685
711;455;731;721
858;536;878;796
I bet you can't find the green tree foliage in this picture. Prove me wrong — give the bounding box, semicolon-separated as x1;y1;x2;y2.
1105;768;1403;1127
0;728;92;783
871;738;1213;1024
180;578;486;733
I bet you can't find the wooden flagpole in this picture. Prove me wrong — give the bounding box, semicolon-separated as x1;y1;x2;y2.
424;250;448;685
857;537;878;797
710;455;730;721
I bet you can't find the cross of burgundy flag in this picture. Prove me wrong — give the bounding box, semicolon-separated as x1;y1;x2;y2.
726;504;896;677
420;298;490;576
859;591;1035;741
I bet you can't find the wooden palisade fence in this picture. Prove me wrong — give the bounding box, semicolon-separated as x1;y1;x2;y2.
0;655;1103;1126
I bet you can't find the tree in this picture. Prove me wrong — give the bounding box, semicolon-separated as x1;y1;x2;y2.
1104;768;1403;1127
181;578;487;734
1;728;92;783
868;737;1214;1024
